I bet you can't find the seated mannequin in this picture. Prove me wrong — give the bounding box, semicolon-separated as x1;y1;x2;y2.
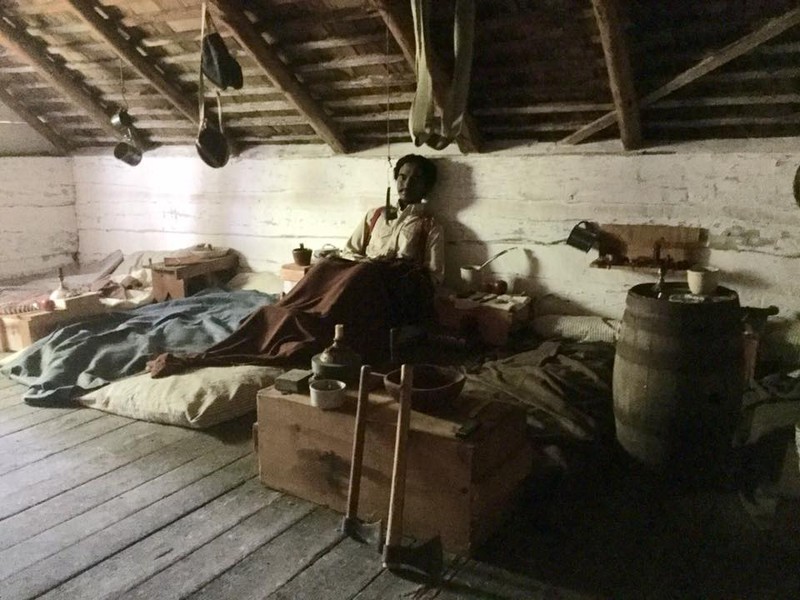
147;154;446;378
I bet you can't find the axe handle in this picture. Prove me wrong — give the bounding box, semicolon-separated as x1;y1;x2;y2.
385;364;414;549
345;365;372;519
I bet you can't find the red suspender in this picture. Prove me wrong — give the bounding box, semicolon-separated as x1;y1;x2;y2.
368;207;384;236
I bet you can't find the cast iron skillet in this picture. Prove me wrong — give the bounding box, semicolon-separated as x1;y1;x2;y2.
196;119;229;169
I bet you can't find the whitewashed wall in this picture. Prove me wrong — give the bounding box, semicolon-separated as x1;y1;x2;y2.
71;142;800;319
0;157;77;280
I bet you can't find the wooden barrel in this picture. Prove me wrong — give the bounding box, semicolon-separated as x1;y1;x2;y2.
613;282;743;476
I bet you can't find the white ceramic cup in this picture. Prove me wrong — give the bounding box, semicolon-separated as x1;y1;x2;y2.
686;266;720;295
460;265;482;292
309;379;346;410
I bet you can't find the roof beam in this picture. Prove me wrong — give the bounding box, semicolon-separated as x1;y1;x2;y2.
562;6;800;145
209;0;350;154
0;86;71;154
64;0;197;125
370;0;482;154
0;14;122;140
590;0;641;149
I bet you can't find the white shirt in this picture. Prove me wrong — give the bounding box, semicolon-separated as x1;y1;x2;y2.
342;203;445;284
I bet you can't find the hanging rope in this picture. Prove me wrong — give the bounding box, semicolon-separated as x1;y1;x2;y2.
118;58;128;110
384;23;396;222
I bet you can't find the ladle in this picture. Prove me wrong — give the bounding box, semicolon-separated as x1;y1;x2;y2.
460;247;518;292
472;246;518;271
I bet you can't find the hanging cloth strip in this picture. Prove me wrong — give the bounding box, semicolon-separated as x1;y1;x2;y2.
408;0;475;150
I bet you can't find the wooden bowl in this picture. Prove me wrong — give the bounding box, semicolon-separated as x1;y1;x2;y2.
383;364;466;414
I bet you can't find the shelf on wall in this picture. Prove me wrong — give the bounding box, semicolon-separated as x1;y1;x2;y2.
596;223;707;268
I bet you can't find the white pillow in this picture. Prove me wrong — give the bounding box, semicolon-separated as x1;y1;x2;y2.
227;271;283;294
532;315;620;344
79;365;283;429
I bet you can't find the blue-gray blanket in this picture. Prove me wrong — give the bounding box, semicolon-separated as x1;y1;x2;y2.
0;289;276;406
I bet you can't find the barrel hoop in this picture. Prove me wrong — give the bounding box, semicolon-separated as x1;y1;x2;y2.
615;338;742;372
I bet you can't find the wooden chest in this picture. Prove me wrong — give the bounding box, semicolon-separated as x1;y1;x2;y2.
0;293;107;351
254;384;533;555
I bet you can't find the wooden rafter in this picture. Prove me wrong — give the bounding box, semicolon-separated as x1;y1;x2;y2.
64;0;197;125
370;0;482;154
0;13;122;140
209;0;350;154
0;86;71;154
591;0;641;149
563;6;800;145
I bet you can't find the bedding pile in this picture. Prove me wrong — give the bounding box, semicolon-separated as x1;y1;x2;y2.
465;339;616;443
0;289;277;406
0;250;124;311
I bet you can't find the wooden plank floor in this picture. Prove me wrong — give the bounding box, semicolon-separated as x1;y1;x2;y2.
2;368;798;600
0;376;593;600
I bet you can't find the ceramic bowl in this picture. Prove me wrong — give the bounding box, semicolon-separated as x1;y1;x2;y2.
687;266;720;296
383;364;466;414
309;378;346;410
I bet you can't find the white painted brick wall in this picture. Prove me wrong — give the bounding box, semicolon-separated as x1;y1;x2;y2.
0;157;77;280
0;143;792;320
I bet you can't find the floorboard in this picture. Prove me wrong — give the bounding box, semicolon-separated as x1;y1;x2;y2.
0;435;251;561
0;413;129;475
0;403;78;436
1;374;797;600
188;507;346;600
120;495;315;600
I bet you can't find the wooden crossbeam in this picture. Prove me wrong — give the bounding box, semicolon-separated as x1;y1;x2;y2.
64;1;197;124
0;13;122;140
0;86;71;154
562;6;800;145
370;0;482;154
590;0;641;149
210;0;350;154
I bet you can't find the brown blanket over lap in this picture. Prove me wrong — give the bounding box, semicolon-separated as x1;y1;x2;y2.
148;257;435;378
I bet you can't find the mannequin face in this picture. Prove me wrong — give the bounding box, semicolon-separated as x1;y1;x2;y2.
395;162;428;206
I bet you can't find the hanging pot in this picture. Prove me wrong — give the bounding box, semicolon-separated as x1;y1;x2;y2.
194;3;230;169
111;108;133;129
195;119;229;168
114;141;142;166
566;221;600;253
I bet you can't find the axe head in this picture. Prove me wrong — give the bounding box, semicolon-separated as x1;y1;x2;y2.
341;516;383;550
382;535;443;584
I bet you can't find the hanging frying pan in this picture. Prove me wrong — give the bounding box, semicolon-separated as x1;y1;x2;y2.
195;2;229;169
196;110;229;168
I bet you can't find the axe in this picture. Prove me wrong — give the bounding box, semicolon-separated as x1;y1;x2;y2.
340;365;383;548
382;364;444;583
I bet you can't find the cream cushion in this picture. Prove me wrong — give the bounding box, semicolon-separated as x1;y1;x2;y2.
227;271;283;295
79;365;282;429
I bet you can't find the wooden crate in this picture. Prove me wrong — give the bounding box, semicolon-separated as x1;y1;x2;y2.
279;263;312;294
151;254;238;302
254;385;533;555
0;293;107;351
435;294;531;346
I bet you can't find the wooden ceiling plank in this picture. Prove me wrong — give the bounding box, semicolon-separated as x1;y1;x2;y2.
369;0;482;154
209;0;350;154
64;1;197;124
0;86;71;154
0;14;122;140
590;0;641;149
562;6;800;145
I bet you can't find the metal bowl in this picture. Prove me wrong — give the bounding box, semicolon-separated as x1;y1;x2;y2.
383;364;466;414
